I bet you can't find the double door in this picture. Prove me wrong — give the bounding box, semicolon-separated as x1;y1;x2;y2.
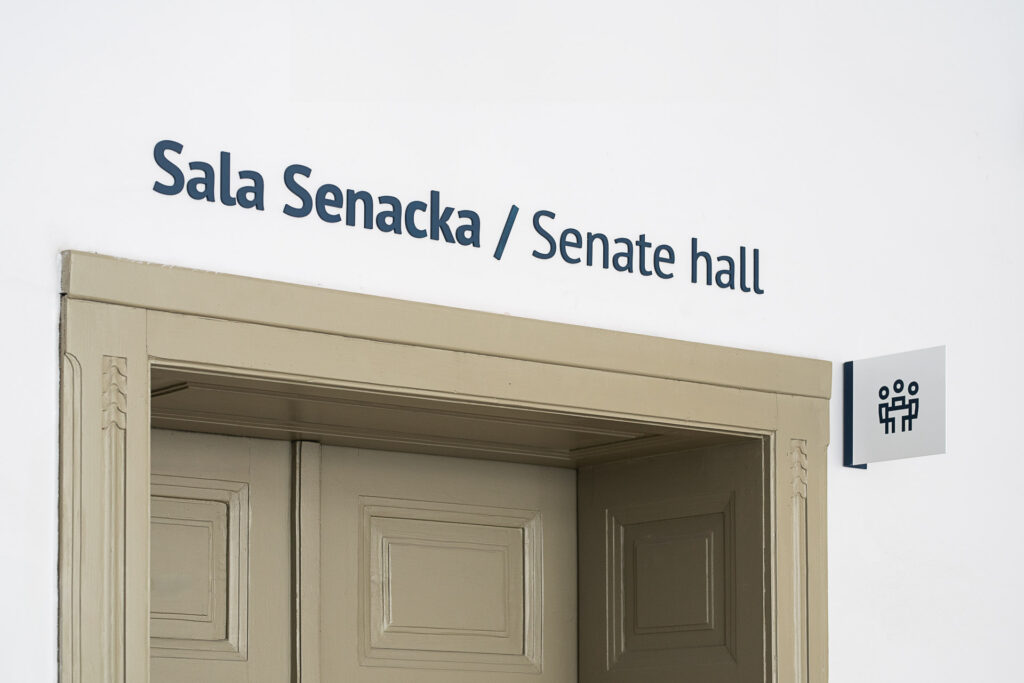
149;429;576;683
150;429;766;682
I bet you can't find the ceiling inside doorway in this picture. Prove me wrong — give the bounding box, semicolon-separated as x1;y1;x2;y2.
151;367;752;468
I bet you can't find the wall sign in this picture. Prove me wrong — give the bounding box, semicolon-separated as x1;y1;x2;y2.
843;346;946;469
151;139;766;294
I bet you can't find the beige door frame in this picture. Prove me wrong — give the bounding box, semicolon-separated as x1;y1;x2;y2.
58;251;831;683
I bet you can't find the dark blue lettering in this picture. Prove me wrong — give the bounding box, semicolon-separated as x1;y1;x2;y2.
612;238;633;272
186;161;215;202
531;210;557;259
376;196;402;233
347;190;374;229
152;140;184;195
315;184;343;223
283;164;312;217
456;210;480;247
405;201;427;238
236;170;264;210
636;234;653;276
218;152;236;206
586;232;609;268
560;228;583;264
653;244;674;279
739;246;751;292
691;238;712;285
753;248;764;294
430;191;455;243
715;255;735;289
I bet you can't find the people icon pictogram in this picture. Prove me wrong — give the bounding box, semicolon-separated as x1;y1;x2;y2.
878;379;920;434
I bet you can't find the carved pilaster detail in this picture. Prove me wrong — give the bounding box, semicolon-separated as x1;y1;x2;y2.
103;357;127;430
101;356;126;683
790;439;810;683
791;439;808;500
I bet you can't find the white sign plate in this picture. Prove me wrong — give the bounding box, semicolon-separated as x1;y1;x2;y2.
844;346;946;468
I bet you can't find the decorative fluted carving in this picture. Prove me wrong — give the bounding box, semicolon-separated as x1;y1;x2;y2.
102;357;127;430
790;439;810;683
101;356;126;683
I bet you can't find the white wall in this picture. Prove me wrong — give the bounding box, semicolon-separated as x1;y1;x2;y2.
2;1;1022;680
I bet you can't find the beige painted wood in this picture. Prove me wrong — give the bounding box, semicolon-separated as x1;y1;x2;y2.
144;309;781;438
149;367;746;466
293;441;322;683
148;430;293;683
774;395;830;683
150;481;242;651
62;251;830;399
60;299;149;683
315;445;577;682
59;252;832;683
579;439;769;682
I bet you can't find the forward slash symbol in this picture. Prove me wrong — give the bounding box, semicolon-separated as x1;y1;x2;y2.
493;205;519;261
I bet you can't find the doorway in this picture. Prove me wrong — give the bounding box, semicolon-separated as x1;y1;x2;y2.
59;251;830;682
148;367;769;682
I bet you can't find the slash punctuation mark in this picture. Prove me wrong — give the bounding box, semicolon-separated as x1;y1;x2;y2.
492;204;519;261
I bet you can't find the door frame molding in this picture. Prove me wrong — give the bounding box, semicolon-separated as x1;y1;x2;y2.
58;250;830;683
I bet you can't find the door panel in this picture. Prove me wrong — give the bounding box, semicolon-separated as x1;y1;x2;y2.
578;439;768;683
317;446;577;682
150;429;293;683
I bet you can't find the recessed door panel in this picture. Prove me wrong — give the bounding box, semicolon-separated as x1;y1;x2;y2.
150;429;292;683
578;439;768;683
317;446;577;682
367;515;526;655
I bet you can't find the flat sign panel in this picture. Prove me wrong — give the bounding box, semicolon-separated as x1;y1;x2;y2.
844;346;946;468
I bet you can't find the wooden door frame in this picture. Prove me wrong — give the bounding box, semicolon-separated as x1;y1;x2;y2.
58;250;831;683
